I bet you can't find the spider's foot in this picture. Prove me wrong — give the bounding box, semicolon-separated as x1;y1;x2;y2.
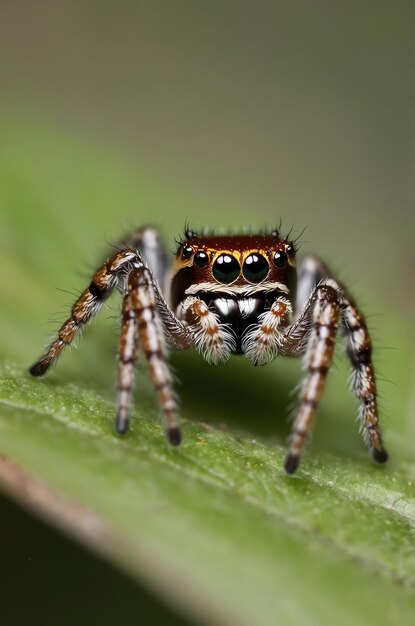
372;448;388;464
115;410;129;435
284;453;300;475
29;359;49;377
167;426;182;446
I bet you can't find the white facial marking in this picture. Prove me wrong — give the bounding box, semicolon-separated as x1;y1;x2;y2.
184;281;289;296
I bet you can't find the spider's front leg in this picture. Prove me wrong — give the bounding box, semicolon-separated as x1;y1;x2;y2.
280;257;388;474
282;284;341;473
30;228;194;443
29;249;138;376
339;285;388;464
117;266;185;444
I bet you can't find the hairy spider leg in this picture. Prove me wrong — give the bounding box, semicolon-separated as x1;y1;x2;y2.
295;256;388;465
295;255;328;318
29;249;138;376
30;229;194;441
116;228;176;432
116;226;169;293
119;227;193;351
337;286;388;462
118;227;194;352
284;285;340;474
123;266;181;444
116;280;139;434
281;259;388;473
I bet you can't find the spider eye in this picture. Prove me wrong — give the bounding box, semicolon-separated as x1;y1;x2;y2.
242;253;269;283
181;245;194;260
194;250;209;268
285;243;295;255
212;254;240;284
273;250;288;268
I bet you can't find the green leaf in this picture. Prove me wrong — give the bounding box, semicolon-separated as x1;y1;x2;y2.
1;112;414;625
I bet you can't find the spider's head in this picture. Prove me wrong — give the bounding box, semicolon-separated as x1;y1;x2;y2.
171;228;298;308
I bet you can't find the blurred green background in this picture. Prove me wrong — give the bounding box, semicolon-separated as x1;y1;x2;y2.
0;1;414;624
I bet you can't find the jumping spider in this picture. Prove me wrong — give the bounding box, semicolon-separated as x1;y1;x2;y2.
30;226;388;474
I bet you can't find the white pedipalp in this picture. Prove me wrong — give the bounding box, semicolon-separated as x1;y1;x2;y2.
242;296;293;366
182;296;236;365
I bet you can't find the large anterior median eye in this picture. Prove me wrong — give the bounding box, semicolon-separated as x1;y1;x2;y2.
212;254;240;283
242;253;269;283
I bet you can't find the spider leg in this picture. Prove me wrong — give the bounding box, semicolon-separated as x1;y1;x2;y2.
119;227;194;351
274;255;329;358
29;249;138;376
122;266;181;444
297;258;388;462
116;226;169;294
280;259;388;472
337;284;388;463
295;255;328;319
181;296;236;364
280;285;341;474
116;287;139;434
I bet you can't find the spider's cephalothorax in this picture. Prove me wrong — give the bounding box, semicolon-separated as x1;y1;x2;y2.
171;232;297;359
30;226;388;474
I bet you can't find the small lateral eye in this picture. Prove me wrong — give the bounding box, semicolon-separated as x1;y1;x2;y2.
181;245;194;260
285;243;295;255
273;250;288;268
212;253;240;284
194;250;209;268
243;253;269;283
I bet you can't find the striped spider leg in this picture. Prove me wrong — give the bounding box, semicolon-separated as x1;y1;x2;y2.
30;228;195;444
276;256;388;474
115;263;191;442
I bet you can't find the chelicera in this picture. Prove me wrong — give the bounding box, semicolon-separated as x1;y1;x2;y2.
30;226;388;474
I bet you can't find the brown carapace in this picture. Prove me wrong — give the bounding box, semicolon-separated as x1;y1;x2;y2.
30;226;388;474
